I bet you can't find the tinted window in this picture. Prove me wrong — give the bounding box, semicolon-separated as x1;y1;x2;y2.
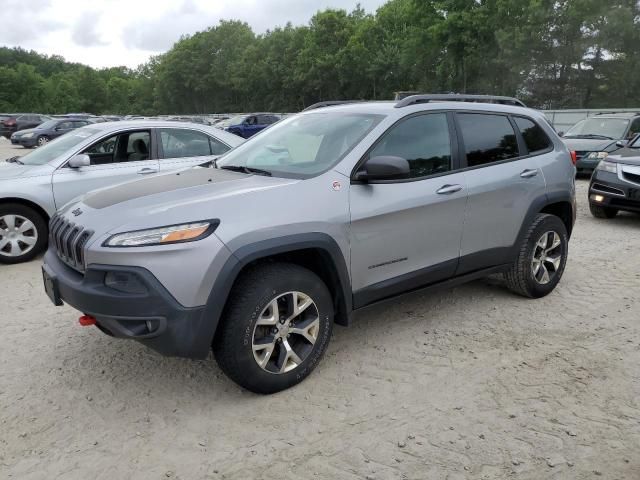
160;128;216;158
369;113;451;178
629;118;640;137
514;117;552;153
458;113;519;167
58;121;74;130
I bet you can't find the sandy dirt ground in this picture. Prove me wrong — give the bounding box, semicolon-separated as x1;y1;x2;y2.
0;138;639;479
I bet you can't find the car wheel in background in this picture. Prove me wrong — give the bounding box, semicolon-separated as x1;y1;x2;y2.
37;135;49;147
504;213;569;298
213;263;333;394
589;203;618;219
0;203;48;264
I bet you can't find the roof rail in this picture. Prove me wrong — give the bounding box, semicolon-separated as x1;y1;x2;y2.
302;100;363;112
395;94;526;108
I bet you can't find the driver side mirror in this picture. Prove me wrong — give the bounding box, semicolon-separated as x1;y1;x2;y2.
353;156;410;182
68;154;90;168
616;139;629;148
557;131;564;137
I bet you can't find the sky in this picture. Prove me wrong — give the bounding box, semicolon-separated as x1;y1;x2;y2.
0;0;388;69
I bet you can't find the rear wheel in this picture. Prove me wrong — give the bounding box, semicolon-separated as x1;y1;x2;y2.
504;213;568;298
213;263;333;393
37;135;49;147
589;203;618;219
0;204;48;264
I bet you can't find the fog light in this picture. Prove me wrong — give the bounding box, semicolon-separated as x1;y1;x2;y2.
104;272;148;294
593;194;604;202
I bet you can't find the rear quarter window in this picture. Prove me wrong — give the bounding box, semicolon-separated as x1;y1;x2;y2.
514;117;552;154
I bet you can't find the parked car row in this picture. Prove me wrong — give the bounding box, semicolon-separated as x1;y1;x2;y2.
0;120;244;263
11;118;94;148
1;113;52;138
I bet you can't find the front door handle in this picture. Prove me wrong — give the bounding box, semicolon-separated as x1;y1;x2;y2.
436;184;463;195
520;169;539;178
137;167;158;175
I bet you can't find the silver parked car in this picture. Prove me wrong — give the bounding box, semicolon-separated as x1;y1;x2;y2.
42;96;576;393
0;121;244;263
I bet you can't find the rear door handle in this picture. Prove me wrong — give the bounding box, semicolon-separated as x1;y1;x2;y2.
436;184;463;195
520;169;538;178
137;168;158;175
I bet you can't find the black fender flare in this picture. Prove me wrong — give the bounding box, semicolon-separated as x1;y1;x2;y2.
200;232;352;349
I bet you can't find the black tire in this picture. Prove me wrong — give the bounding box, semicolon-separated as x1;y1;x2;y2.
504;213;568;298
36;135;49;147
213;262;333;394
0;203;48;264
589;203;618;219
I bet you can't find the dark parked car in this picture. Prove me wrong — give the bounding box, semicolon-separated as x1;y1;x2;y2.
10;118;92;148
561;113;640;174
1;114;51;138
588;134;640;218
225;113;280;138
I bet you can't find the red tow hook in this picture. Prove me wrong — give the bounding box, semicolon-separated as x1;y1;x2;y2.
79;315;97;326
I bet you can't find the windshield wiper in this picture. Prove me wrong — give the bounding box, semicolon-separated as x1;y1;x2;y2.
5;156;23;164
219;165;272;176
564;134;614;140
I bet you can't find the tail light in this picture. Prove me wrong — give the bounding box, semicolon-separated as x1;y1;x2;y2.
3;118;15;126
570;151;577;165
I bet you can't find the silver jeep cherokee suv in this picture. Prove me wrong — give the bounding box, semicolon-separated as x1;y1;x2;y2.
42;95;576;393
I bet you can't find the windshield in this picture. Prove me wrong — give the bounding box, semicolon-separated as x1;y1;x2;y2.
217;112;383;178
18;128;98;165
36;120;58;130
564;117;629;140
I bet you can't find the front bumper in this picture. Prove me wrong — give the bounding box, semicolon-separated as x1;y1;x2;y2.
589;170;640;213
15;137;37;147
43;249;212;359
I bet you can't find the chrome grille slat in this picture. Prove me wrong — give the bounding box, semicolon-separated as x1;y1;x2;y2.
49;215;93;272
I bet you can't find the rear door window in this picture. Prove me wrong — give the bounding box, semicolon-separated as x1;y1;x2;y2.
513;117;552;154
457;113;519;167
159;128;229;158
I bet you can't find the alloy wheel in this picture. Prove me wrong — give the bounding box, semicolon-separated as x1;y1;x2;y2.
252;291;320;374
0;214;38;257
37;136;48;147
531;231;562;285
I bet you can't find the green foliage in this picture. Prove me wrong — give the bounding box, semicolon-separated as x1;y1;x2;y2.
0;0;639;114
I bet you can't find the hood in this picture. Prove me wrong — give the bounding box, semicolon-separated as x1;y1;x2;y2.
606;147;640;166
0;161;53;180
561;138;612;152
66;166;297;236
13;127;37;136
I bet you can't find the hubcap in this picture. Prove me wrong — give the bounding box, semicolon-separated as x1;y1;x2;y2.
38;137;48;146
532;231;563;285
252;291;320;374
0;214;38;257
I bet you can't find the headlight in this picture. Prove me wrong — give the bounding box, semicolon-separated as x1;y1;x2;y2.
595;160;617;174
587;151;608;160
104;221;217;247
21;133;34;138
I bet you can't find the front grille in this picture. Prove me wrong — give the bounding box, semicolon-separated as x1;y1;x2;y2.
622;171;640;185
49;214;93;272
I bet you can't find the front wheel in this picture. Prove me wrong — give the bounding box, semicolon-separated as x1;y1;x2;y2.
504;213;568;298
0;203;48;264
213;263;333;393
37;135;49;147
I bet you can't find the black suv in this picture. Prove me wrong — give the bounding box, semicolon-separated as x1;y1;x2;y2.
589;133;640;218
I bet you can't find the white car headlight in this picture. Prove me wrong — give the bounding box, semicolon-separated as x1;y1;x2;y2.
587;151;608;160
22;132;34;138
104;221;216;247
595;160;617;174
